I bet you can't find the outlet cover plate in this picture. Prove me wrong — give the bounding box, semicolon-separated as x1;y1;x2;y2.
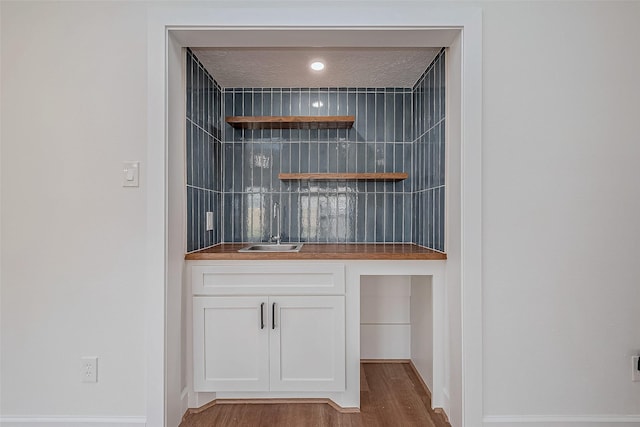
206;211;214;231
81;356;98;383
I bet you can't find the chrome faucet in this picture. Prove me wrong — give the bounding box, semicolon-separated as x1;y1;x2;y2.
270;202;281;245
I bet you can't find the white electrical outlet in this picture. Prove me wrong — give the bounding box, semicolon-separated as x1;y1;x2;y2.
633;356;640;382
206;211;214;231
81;356;98;383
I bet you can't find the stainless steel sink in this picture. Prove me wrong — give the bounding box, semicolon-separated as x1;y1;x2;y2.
238;243;304;253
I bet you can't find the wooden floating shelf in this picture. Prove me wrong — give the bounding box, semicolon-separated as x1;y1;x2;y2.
278;172;408;181
226;115;355;130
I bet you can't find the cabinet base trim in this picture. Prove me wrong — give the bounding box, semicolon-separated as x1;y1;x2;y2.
184;398;359;418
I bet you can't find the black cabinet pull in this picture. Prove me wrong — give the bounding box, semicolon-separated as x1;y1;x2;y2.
272;302;276;329
260;302;265;329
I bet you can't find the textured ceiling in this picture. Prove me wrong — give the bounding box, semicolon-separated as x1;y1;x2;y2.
191;47;441;88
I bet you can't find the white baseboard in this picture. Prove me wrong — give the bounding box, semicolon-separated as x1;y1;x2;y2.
441;389;450;419
180;387;189;419
483;414;640;426
0;416;146;427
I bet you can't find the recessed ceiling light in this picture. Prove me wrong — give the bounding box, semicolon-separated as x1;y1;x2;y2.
310;61;325;71
312;101;324;108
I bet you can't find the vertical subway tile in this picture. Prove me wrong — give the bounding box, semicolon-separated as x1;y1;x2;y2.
374;193;384;243
318;90;329;116
438;186;445;251
187;186;194;251
262;91;271;116
339;91;349;117
384;143;395;174
346;142;357;173
404;144;413;193
329;91;338;116
233;193;242;242
300;90;310;115
229;143;240;192
404;92;412;144
416;188;421;246
384;193;394;243
375;91;385;142
252;91;262;116
223;193;232;242
318;142;327;173
404;193;412;243
335;142;346;173
186;121;193;186
289;90;299;115
195;189;202;249
385;90;395;143
364;193;375;242
366;92;376;142
394;93;404;142
356;193;366;242
243;142;253;191
347;92;358;141
289;142;300;174
203;78;210;133
280;142;290;174
242;92;252;116
355;92;366;142
280;89;290;117
439;120;446;187
394;193;403;243
186;68;193;119
355;142;365;174
203;137;210;190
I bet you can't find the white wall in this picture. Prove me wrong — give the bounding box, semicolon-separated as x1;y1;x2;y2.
411;275;433;392
360;276;412;359
0;0;147;420
480;1;640;423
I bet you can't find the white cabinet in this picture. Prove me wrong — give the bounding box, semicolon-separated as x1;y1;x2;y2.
270;296;345;392
194;295;345;393
193;296;269;392
191;263;345;295
191;263;346;394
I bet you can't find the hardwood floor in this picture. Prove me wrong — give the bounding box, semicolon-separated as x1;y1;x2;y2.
180;362;451;427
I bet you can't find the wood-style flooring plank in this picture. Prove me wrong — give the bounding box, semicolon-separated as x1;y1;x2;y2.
180;363;451;427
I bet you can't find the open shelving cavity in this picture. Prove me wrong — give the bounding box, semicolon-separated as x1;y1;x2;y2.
225;115;408;182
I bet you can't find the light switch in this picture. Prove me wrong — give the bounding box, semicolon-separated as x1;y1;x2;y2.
123;161;139;187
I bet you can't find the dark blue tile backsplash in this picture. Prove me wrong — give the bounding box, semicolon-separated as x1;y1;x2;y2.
413;50;446;251
221;87;413;244
186;49;223;252
186;48;446;252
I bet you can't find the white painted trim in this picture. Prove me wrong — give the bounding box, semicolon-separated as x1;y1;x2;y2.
483;415;640;424
0;416;146;427
145;10;167;426
149;5;483;427
456;10;484;427
180;387;189;422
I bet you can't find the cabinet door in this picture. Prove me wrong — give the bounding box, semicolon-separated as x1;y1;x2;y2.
193;296;269;392
269;296;346;392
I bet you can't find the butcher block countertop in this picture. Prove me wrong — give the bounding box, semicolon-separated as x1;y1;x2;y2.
185;243;447;261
